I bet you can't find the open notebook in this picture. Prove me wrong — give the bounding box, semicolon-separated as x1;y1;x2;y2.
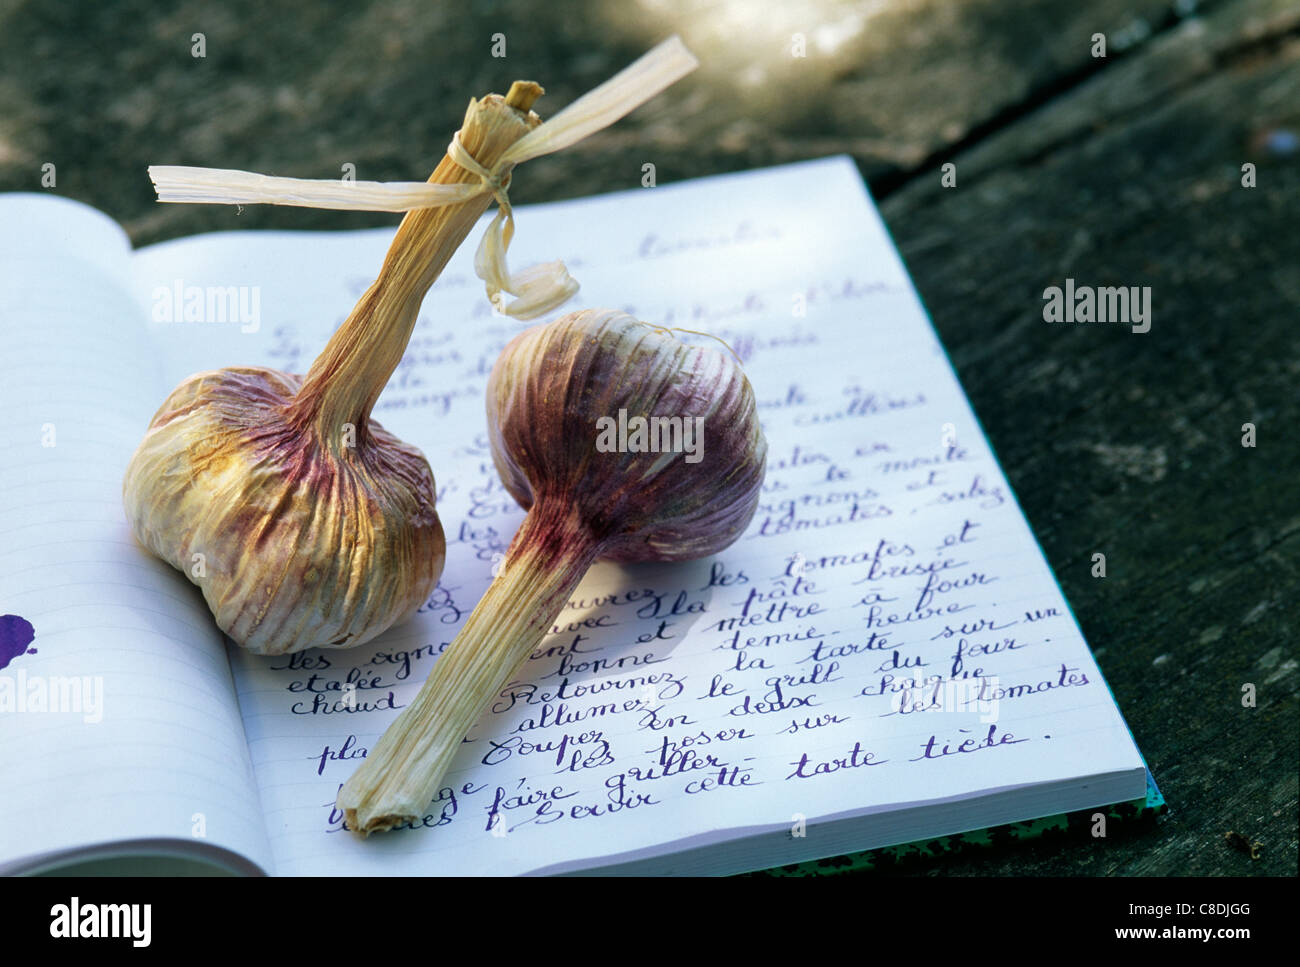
0;157;1150;876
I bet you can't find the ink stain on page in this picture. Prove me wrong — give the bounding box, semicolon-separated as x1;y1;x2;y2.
0;614;37;670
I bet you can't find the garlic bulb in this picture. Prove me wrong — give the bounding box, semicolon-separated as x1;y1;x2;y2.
123;367;445;655
123;85;548;655
338;308;767;833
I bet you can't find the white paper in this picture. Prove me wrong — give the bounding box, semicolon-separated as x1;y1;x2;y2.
125;157;1146;875
0;195;272;874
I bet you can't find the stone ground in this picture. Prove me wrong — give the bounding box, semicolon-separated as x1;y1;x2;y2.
1;0;1295;876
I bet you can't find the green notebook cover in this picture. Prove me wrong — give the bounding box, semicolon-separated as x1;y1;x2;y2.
748;771;1165;876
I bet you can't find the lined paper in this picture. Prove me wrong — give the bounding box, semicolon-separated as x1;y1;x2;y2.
127;158;1146;875
0;196;272;874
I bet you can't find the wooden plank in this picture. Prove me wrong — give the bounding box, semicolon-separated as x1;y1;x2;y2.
875;0;1299;875
0;0;1174;243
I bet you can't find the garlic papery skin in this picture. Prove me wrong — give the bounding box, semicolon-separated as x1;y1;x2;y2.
122;367;445;655
337;308;766;833
122;84;547;656
487;309;767;562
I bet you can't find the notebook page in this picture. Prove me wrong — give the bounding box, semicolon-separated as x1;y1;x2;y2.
0;195;272;875
131;158;1145;876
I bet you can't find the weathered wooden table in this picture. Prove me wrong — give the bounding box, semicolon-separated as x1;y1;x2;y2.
2;0;1294;875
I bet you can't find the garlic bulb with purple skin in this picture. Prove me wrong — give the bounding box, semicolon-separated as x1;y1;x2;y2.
338;308;767;833
122;84;549;655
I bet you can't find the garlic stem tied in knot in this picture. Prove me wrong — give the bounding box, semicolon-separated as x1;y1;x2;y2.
147;36;699;319
445;128;577;319
446;131;513;208
122;84;549;656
